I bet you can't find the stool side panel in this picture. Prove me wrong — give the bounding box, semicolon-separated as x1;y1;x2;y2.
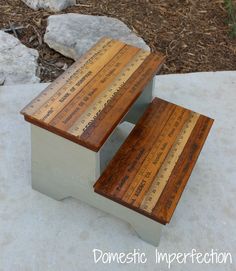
31;125;100;193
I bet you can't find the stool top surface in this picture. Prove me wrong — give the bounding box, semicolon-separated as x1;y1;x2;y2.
21;37;165;151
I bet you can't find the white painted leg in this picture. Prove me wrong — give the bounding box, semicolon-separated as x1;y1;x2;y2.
129;215;162;246
74;186;163;247
31;123;163;246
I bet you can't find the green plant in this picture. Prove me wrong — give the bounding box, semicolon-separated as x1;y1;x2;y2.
224;0;236;38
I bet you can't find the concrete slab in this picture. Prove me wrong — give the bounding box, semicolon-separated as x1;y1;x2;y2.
0;72;235;270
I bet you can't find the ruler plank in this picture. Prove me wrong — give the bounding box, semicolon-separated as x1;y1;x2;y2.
68;50;150;137
94;99;175;197
152;115;214;224
139;112;200;213
21;37;113;116
21;38;165;152
32;40;126;123
79;53;165;149
49;45;140;131
122;108;191;207
94;98;214;225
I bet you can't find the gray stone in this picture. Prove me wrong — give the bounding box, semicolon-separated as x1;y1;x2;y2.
44;13;150;60
21;0;76;11
0;72;5;86
0;31;39;85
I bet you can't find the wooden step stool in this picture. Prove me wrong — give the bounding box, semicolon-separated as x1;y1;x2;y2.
21;37;213;246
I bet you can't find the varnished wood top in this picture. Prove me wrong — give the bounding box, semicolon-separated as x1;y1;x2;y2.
21;37;165;151
94;98;214;224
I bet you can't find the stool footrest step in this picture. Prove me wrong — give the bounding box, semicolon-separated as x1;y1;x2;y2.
94;97;213;225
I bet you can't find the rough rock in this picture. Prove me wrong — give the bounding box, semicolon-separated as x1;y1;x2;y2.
44;14;150;60
0;73;5;86
21;0;76;11
0;31;39;85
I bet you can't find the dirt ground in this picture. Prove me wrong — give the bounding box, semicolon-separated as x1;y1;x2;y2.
0;0;236;82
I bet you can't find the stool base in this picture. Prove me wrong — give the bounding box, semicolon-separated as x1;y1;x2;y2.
31;120;162;247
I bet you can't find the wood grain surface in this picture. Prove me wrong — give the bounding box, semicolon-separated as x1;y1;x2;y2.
94;98;214;224
21;37;165;152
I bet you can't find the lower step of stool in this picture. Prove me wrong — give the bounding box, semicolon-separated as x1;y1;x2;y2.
94;97;214;225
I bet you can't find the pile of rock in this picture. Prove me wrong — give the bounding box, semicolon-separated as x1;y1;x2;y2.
2;2;149;85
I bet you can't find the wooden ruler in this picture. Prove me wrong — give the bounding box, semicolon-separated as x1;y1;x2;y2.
49;45;140;130
78;54;164;145
68;50;150;136
121;108;191;206
32;40;126;123
21;37;113;116
96;99;173;196
139;112;200;213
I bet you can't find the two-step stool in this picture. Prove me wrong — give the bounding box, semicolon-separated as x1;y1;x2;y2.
21;37;213;246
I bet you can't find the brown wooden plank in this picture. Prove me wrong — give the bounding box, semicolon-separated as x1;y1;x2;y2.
32;40;126;123
152;115;214;224
67;50;151;137
21;37;113;116
21;38;165;152
79;53;165;150
139;112;200;214
49;45;140;130
94;98;214;224
122;107;191;207
94;98;175;197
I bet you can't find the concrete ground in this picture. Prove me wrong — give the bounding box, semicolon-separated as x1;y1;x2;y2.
0;71;235;271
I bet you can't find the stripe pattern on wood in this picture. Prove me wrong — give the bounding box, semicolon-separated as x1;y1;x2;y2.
94;98;214;225
21;37;165;151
